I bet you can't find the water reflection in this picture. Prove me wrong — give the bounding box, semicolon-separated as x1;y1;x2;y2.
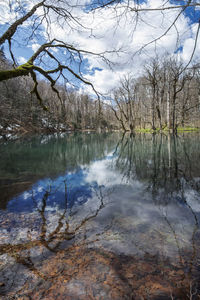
0;132;200;299
0;133;118;210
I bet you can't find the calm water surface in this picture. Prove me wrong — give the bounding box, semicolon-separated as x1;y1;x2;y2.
0;132;200;299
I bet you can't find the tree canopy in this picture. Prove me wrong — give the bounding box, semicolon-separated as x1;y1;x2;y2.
0;0;200;122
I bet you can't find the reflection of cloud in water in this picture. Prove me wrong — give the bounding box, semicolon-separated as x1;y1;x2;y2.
6;168;95;212
1;151;200;264
84;156;131;186
5;153;126;213
185;189;200;212
79;183;199;260
23;191;32;200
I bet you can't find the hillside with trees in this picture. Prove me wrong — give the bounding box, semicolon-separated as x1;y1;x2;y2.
0;0;200;136
111;58;200;133
1;49;200;137
0;49;117;136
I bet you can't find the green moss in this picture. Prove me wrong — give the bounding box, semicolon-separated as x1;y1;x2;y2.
135;127;199;133
0;62;33;81
135;128;152;133
135;128;160;133
18;61;33;70
177;127;199;131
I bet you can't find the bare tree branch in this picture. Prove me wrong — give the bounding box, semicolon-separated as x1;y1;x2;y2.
0;1;46;46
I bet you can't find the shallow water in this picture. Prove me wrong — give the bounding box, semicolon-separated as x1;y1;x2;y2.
0;132;200;299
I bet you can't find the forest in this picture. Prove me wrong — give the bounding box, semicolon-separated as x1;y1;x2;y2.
1;49;200;136
0;0;200;136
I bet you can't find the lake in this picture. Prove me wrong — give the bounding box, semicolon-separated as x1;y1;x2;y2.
0;132;200;299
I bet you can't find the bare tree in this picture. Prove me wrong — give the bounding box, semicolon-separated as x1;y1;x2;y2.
109;55;200;132
0;1;115;110
1;0;200;132
111;75;138;132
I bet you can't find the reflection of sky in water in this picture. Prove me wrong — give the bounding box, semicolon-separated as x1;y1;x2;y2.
5;149;200;222
7;168;93;212
1;134;200;261
1;135;200;300
6;153;123;213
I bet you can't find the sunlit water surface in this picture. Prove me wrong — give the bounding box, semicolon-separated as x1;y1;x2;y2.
0;132;200;299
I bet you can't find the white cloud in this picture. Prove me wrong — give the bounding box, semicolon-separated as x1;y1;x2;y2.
0;0;19;24
45;0;191;94
1;0;199;94
181;22;200;63
31;43;41;52
18;56;27;64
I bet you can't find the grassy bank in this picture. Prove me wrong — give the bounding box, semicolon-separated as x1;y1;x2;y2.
135;127;200;133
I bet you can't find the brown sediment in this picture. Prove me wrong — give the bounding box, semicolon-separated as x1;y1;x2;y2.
0;195;200;299
1;239;200;300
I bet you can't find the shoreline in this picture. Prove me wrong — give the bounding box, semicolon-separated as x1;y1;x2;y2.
0;126;199;141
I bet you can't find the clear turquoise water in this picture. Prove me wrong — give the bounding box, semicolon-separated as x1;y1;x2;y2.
0;132;200;299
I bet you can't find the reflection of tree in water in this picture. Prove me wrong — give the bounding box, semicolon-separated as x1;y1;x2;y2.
1;133;200;299
0;181;109;297
1;184;200;300
0;132;120;209
113;132;200;299
0;132;119;178
1;187;200;300
114;132;200;201
115;132;200;206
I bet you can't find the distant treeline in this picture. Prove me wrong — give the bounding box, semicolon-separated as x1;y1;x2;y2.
1;49;200;135
111;57;200;133
0;49;117;135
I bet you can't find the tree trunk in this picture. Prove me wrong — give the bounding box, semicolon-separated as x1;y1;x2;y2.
167;88;171;130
